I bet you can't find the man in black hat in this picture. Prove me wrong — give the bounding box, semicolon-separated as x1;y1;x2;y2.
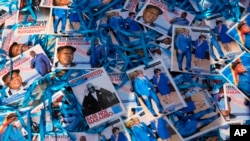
82;83;119;116
231;58;250;97
54;45;77;68
8;42;30;58
2;69;27;97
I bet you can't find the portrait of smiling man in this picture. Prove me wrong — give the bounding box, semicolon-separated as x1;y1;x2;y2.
2;69;28;97
137;4;163;26
54;45;77;68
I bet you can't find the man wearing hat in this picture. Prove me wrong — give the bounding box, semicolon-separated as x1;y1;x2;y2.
237;21;250;49
2;69;27;97
8;42;30;58
231;58;250;97
55;45;77;68
137;4;168;34
82;83;119;116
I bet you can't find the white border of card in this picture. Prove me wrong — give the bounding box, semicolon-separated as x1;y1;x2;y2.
134;0;194;36
126;59;186;118
220;51;250;101
223;83;250;121
171;25;211;74
69;68;125;128
52;36;92;70
227;13;250;53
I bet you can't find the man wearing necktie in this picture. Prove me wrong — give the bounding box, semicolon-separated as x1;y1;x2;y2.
175;28;192;72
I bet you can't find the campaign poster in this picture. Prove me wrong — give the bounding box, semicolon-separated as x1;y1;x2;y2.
69;68;125;128
108;72;141;108
134;0;195;36
1;29;39;58
125;110;183;141
52;36;92;70
223;83;250;121
201;14;242;73
227;13;250;53
0;44;52;106
166;89;226;140
220;51;250;101
171;25;211;74
149;36;172;69
16;0;51;35
126;59;186;118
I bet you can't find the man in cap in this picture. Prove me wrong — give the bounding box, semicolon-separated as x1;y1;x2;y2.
237;21;250;49
55;45;77;68
8;42;30;58
136;4;168;34
82;83;119;116
138;4;163;26
231;58;250;97
168;11;190;36
2;69;27;97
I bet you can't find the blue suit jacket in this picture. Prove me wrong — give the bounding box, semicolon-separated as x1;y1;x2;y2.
53;8;68;18
31;53;51;76
175;33;192;52
131;122;156;141
110;132;128;141
134;76;155;96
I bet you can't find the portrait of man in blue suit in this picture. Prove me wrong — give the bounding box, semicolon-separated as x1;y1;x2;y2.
133;70;164;117
87;38;106;68
175;28;192;72
30;50;52;76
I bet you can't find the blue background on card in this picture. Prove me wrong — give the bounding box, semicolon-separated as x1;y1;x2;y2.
112;104;122;114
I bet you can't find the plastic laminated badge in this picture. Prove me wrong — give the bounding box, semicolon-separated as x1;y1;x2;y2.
0;0;250;141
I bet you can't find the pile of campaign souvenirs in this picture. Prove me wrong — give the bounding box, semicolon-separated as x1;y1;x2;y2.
0;0;250;140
